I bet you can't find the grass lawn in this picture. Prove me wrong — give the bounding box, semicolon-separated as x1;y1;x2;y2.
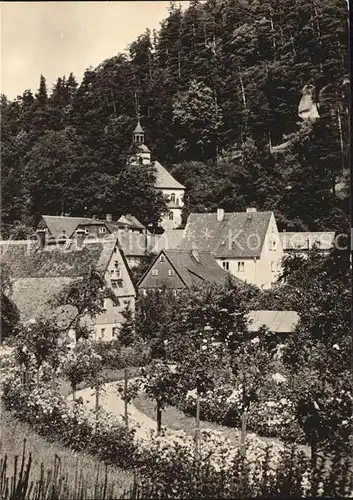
0;403;134;497
133;392;311;456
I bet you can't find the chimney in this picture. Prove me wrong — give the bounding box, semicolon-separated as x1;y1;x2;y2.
75;229;86;249
191;243;200;262
36;229;46;250
217;208;225;222
246;207;257;213
106;214;112;222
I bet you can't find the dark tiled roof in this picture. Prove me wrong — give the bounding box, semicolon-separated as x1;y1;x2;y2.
41;215;145;240
153;161;185;190
0;239;105;279
179;212;273;258
42;215;97;239
12;277;78;326
163;250;238;289
117;214;146;230
248;310;299;333
279;232;335;251
0;234;129;326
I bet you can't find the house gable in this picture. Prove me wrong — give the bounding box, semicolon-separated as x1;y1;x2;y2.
138;251;186;290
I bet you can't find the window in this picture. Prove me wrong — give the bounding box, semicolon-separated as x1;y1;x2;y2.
271;261;276;272
170;193;176;203
269;239;277;251
152;269;159;276
160;254;165;262
112;327;119;337
139;156;143;165
237;261;245;272
101;328;105;338
222;261;229;271
99;226;107;234
169;212;174;220
111;280;118;289
168;269;175;277
117;278;124;288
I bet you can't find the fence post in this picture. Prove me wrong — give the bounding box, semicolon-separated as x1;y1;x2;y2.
240;410;247;456
195;391;200;456
95;383;100;432
124;367;129;432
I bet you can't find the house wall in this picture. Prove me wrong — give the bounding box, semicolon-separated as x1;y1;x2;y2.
94;244;136;341
160;188;184;230
138;253;185;290
217;257;257;285
216;214;283;290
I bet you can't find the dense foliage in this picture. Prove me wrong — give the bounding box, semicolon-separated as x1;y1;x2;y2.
1;0;348;234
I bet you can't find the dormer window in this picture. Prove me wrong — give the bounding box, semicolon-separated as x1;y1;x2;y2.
170;193;176;203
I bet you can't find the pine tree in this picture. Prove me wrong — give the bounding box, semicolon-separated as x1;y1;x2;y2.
118;301;136;347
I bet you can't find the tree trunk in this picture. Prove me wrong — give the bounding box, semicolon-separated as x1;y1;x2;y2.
156;399;162;435
72;384;76;401
240;410;247;455
195;392;200;456
124;368;129;432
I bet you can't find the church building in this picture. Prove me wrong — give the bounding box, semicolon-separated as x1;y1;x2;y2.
129;119;185;230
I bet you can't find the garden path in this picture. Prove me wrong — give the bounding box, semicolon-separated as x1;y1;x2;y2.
75;380;310;458
76;381;157;442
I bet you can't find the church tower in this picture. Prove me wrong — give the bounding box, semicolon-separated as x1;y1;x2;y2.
129;117;185;230
130;115;151;165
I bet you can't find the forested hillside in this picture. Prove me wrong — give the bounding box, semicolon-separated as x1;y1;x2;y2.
1;0;349;237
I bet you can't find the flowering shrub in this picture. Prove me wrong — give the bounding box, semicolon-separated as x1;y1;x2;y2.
178;383;306;444
247;398;306;444
136;429;352;498
2;374;138;469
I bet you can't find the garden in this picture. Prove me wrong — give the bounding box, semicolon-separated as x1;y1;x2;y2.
1;246;352;498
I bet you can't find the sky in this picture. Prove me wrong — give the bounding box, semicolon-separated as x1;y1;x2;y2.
1;1;188;100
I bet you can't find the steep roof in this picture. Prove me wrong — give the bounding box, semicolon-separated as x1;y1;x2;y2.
0;234;128;325
41;215;99;239
41;215;144;239
179;211;273;258
153;161;185;190
165;250;233;288
133;120;144;133
117;214;146;231
279;232;335;251
248;310;300;333
138;249;239;290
